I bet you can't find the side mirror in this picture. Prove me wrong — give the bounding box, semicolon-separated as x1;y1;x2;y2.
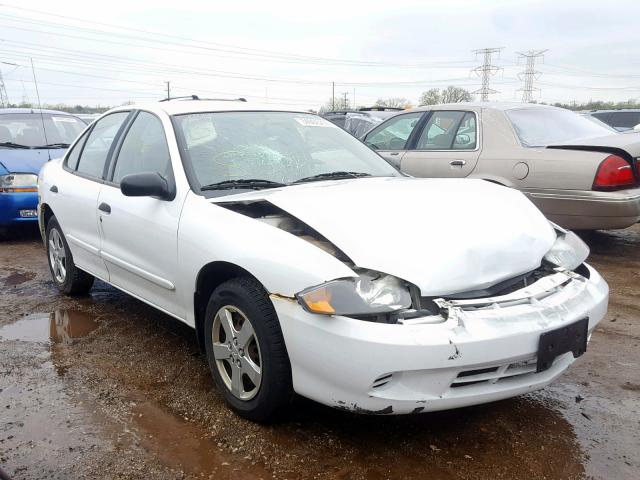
120;172;174;200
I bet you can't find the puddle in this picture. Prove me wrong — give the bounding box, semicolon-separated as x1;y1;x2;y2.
2;270;36;286
131;401;269;479
0;309;99;344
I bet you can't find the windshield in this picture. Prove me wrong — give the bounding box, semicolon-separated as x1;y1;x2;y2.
506;108;614;147
173;111;400;192
0;113;86;148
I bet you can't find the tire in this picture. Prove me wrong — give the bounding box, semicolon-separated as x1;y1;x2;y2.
204;277;293;422
45;217;95;295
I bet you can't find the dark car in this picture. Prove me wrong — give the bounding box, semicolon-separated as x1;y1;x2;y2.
323;107;404;138
587;109;640;132
0;108;87;235
321;110;354;129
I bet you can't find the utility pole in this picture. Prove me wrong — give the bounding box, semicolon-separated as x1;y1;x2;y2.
353;88;356;109
516;50;548;102
471;47;503;101
332;82;335;110
165;81;171;100
0;69;9;107
342;91;348;109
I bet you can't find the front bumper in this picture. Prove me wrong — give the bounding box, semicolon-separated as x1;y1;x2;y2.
0;191;39;227
524;187;640;230
271;264;608;414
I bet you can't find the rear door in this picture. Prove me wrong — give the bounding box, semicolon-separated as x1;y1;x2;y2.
362;112;423;167
97;110;185;319
400;110;481;178
53;111;131;279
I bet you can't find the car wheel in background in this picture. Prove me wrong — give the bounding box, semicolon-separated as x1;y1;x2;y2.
204;277;293;422
45;217;95;295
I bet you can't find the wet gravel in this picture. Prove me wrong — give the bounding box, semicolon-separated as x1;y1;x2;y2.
1;224;639;479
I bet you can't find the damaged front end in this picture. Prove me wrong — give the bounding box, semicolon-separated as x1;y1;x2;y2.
218;199;594;330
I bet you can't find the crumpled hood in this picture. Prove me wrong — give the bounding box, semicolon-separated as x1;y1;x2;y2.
213;177;556;296
0;149;62;174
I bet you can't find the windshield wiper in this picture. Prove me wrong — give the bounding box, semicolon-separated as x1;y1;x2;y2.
35;143;70;149
200;179;287;191
293;171;372;184
0;141;31;149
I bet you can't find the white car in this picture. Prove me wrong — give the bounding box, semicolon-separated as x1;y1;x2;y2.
38;99;609;422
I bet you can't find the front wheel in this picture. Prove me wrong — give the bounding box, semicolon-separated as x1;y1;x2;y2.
46;217;95;295
204;277;293;422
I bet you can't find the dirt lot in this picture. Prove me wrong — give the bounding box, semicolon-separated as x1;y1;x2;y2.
1;224;638;480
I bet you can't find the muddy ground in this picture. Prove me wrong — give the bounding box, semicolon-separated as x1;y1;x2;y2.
1;225;638;480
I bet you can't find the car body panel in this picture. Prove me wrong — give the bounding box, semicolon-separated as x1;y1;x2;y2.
179;191;357;326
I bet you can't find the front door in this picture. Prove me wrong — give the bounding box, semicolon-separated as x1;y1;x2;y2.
97;111;185;319
362;112;423;168
401;110;481;178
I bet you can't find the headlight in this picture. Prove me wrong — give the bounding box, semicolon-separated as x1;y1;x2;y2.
0;173;38;192
543;229;589;271
296;271;412;316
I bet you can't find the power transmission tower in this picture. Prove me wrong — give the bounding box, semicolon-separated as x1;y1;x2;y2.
471;47;503;101
516;50;548;102
0;69;9;107
341;91;349;109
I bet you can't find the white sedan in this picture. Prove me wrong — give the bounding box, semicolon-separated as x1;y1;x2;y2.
38;100;609;421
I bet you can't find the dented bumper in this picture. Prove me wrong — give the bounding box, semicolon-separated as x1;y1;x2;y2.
271;264;608;414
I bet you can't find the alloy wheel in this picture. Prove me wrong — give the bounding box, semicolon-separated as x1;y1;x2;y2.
48;228;67;284
211;305;262;400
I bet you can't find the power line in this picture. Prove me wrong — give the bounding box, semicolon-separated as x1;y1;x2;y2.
0;9;478;69
516;50;547;102
0;68;9;106
471;47;503;101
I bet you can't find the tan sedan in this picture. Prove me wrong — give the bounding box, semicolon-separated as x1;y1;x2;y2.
363;102;640;230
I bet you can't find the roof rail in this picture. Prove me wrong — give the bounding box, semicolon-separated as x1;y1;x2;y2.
159;95;247;103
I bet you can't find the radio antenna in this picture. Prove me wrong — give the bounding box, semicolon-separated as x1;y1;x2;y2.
30;58;50;160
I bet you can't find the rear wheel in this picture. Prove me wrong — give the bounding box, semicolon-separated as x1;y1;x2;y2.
204;277;293;422
46;217;94;295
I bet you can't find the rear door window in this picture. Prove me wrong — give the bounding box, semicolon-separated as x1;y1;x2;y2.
76;112;129;179
415;111;477;150
364;112;422;150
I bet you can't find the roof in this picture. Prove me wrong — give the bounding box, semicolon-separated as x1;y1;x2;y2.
0;107;79;116
408;101;561;113
111;99;308;116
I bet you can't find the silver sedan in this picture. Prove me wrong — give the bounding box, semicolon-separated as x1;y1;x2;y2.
363;102;640;230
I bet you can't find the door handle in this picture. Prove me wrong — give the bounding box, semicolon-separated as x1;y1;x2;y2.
50;185;58;193
389;152;400;156
450;160;466;167
98;202;111;214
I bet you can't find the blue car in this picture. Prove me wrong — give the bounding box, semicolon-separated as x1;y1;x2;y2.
0;108;87;235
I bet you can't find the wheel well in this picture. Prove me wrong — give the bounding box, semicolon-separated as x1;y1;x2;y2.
42;203;54;226
193;261;260;352
40;203;55;236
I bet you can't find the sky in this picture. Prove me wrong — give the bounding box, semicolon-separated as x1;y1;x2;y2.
1;0;639;110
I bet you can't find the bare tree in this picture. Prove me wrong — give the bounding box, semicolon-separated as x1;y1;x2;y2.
374;97;410;108
319;96;351;113
418;89;441;106
441;86;473;103
418;86;472;106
